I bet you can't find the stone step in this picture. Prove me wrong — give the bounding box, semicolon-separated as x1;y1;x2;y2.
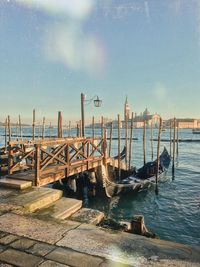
0;178;32;190
6;171;35;181
37;198;82;220
9;187;63;213
70;208;104;225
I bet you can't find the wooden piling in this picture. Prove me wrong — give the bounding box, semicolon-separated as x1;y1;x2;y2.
49;122;52;138
143;120;146;165
103;128;107;165
176;121;179;155
42;117;45;139
109;122;113;157
32;109;35;140
19;115;22;140
151;121;153;161
92;116;95;140
79;120;82;137
101;116;104;138
68;121;71;137
57;111;63;138
118;114;121;180
155;117;162;195
125;112;128;170
77;123;80;137
172;117;176;177
128;112;134;170
16;121;19;140
4;118;7;152
8;115;11;142
170;119;172;157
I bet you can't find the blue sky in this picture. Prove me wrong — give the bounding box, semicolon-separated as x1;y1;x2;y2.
0;0;200;124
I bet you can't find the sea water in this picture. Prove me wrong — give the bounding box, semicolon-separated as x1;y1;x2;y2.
0;126;200;246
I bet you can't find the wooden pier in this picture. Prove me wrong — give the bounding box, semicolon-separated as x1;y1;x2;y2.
3;136;109;187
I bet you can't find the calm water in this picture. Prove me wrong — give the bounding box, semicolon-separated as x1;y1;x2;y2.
0;126;200;246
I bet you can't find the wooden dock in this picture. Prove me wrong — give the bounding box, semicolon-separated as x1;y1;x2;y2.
2;136;109;187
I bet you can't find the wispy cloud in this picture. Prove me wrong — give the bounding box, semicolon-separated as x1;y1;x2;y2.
144;1;150;21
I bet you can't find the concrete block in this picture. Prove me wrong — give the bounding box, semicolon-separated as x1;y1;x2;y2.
9;187;63;212
0;178;32;190
0;248;43;267
0;234;18;245
46;247;103;267
27;242;55;256
71;208;104;225
10;238;36;250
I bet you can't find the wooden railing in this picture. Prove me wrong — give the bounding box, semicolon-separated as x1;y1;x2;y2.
8;136;107;186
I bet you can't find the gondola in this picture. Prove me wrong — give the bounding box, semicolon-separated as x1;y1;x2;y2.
103;147;171;198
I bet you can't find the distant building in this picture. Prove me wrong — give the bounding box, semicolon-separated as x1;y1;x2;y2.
166;118;198;129
124;96;130;121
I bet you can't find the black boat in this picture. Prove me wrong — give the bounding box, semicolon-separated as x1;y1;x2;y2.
103;147;171;198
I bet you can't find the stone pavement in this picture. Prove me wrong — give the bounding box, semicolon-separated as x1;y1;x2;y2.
1;188;200;266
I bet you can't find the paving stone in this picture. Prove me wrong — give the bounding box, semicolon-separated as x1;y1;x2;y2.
0;179;32;190
100;260;133;267
0;248;43;267
0;245;6;253
10;238;36;250
57;223;200;265
0;233;7;239
0;235;18;245
0;213;79;245
0;263;14;267
27;242;55;256
38;260;70;267
71;208;104;225
46;247;103;267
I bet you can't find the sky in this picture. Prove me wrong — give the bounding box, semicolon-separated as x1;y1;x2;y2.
0;0;200;124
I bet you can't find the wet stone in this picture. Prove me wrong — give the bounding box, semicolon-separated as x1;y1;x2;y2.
0;233;7;239
0;263;14;267
46;247;103;267
10;238;36;250
39;260;70;267
27;242;56;256
0;248;43;267
0;245;6;253
0;235;18;245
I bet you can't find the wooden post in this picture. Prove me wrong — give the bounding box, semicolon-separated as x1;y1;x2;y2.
35;144;40;187
19;115;22;140
143;120;146;165
172;117;176;178
101;116;104;138
129;112;134;170
155;117;162;195
118;114;121;180
68;121;71;137
76;123;80;137
32;109;35;140
81;93;85;137
170;119;172;157
8;115;11;142
79;120;82;137
49;122;52;138
176;121;179;155
125;112;128;170
103;128;107;165
109;122;113;157
92;116;95;139
4;118;8;152
151;121;153;161
8;144;13;175
16;121;19;140
42;117;45;139
58;111;62;138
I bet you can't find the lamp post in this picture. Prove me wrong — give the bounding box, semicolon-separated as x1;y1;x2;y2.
81;93;102;137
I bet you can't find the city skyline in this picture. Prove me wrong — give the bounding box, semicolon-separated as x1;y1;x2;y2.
1;0;200;123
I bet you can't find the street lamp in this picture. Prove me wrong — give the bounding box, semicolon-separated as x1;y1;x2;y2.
81;93;102;137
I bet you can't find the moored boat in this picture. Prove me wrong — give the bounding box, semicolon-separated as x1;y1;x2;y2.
103;147;171;198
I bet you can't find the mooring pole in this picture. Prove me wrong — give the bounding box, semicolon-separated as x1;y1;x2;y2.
5;118;7;152
155;117;162;195
42;117;45;139
19;115;22;140
81;93;85;137
172;117;176;178
8;115;11;142
32;109;35;140
151;121;153;161
118;114;121;180
68;121;71;137
143;120;146;165
125;112;128;170
49;122;52;138
92;116;95;140
16;121;19;140
109;121;113;157
170;119;172;157
57;111;63;138
176;121;179;155
129;112;134;170
76;123;79;137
